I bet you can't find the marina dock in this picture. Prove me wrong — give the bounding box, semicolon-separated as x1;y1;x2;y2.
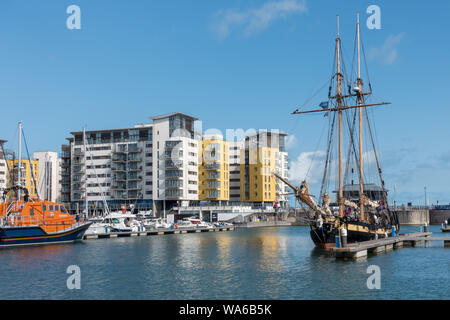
83;226;235;240
332;232;450;259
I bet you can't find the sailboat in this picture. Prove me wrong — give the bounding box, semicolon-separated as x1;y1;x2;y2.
275;14;399;248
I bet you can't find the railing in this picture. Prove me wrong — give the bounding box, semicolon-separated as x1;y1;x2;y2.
1;214;78;233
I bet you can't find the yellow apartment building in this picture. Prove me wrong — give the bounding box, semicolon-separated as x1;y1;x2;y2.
240;131;288;206
198;135;229;202
6;159;39;199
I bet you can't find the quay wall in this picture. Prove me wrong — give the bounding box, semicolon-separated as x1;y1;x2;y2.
290;208;433;226
394;210;429;225
429;210;450;225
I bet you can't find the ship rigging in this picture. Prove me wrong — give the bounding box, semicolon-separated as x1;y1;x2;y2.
275;14;399;247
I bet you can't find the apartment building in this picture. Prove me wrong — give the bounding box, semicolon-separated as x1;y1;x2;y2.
33;151;61;202
60;113;289;214
65;125;152;213
60;143;72;206
240;131;289;208
198;134;229;203
62;113;199;215
151;113;199;214
228;140;244;202
6;159;39;198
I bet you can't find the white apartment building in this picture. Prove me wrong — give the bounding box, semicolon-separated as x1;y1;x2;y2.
68;125;153;213
64;113;199;215
151;113;199;212
33;151;61;202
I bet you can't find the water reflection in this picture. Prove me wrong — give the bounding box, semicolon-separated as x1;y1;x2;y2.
0;226;448;299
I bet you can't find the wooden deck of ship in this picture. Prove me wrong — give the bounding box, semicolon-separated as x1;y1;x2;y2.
332;232;450;259
83;226;235;240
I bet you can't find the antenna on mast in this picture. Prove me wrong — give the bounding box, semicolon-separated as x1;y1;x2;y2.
337;15;340;37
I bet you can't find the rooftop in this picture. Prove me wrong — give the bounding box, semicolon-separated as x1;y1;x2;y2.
150;112;198;121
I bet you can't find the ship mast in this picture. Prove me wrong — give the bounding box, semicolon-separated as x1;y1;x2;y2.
356;13;365;220
290;15;391;217
336;16;344;217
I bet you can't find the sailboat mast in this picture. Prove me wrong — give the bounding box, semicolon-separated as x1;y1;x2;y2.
336;16;344;217
17;122;22;201
357;13;365;220
83;127;88;219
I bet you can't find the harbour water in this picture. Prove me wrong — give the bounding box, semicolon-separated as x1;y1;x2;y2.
0;225;448;300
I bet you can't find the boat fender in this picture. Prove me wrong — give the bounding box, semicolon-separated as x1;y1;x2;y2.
174;224;178;229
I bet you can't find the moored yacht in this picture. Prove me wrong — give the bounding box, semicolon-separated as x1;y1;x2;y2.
86;212;143;235
176;217;213;229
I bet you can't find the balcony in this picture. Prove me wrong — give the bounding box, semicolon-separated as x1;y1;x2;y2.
206;183;221;189
111;184;127;190
165;169;183;179
165;141;181;148
127;165;142;172
128;148;141;153
61;161;71;168
72;158;84;164
165;160;183;169
207;172;221;180
72;185;85;192
72;167;85;174
127;185;140;191
127;156;142;162
203;162;221;170
112;156;127;163
111;193;127;200
127;192;143;199
111;166;127;172
165;179;183;189
127;175;142;181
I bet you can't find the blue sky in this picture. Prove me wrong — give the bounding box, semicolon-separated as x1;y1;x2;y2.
0;0;449;205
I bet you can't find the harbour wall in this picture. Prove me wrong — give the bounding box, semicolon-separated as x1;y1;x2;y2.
289;208;440;226
393;210;429;225
429;210;450;225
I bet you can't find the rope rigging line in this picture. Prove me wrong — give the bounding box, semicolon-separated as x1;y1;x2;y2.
319;111;336;204
303;118;328;182
364;107;385;193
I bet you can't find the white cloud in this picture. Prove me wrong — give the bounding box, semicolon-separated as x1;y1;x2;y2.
289;150;326;184
368;33;405;65
212;0;307;40
285;134;298;150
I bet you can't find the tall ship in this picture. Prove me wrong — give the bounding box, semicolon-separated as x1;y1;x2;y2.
275;14;399;248
0;123;91;247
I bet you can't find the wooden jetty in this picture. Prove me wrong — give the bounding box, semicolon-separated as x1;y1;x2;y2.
332;232;450;259
83;226;235;240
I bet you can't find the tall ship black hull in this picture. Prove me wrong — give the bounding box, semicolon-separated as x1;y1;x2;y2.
309;218;397;248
